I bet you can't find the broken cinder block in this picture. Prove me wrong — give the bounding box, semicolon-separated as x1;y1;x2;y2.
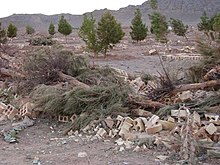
105;116;114;129
0;102;7;114
171;110;190;118
96;128;107;138
145;115;159;128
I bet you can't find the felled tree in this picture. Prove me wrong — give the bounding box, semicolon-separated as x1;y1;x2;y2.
58;15;72;43
97;11;125;56
26;25;35;35
79;14;101;55
170;18;188;40
130;9;148;42
149;12;168;43
48;22;56;36
0;22;7;44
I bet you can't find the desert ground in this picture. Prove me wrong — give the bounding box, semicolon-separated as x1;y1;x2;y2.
0;27;220;165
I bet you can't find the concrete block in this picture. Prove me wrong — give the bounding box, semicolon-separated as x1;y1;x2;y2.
133;118;145;132
105;116;114;129
206;123;217;135
145;115;159;128
159;120;176;130
58;115;69;123
70;114;77;122
3;104;18;120
0;102;7;114
96;128;107;138
146;123;162;134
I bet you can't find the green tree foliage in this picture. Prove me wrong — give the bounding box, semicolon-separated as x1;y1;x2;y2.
213;13;220;33
170;18;188;39
0;22;7;44
26;25;35;35
7;23;17;39
79;15;101;55
97;11;125;56
48;22;56;35
58;15;72;42
197;12;213;32
150;0;158;10
149;12;168;42
130;9;148;42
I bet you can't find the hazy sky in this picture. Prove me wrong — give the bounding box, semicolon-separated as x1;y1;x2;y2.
1;0;147;18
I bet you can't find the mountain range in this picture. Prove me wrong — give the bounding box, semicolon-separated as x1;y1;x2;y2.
0;0;220;33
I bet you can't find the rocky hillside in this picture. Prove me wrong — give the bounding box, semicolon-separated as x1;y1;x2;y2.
0;0;219;33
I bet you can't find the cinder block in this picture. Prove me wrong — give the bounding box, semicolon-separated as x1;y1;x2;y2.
96;128;107;138
58;115;69;122
133;118;145;132
70;114;77;122
145;115;159;128
146;123;162;134
0;102;7;114
3;104;18;120
105;116;114;129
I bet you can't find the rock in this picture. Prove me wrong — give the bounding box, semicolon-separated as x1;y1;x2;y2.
178;90;193;102
133;146;141;152
78;152;88;158
119;146;125;152
171;110;190;118
115;138;125;146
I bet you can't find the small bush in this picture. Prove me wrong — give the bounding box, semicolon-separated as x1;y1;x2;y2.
28;36;56;46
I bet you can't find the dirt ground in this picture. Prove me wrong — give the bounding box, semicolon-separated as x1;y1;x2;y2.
1;29;220;165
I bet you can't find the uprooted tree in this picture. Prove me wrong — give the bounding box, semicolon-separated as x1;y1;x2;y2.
79;14;101;55
130;8;148;42
97;11;125;56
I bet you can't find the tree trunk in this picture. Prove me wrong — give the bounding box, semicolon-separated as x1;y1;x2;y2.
57;71;90;89
172;79;220;94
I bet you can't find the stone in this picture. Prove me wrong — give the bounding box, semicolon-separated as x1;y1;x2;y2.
178;91;193;102
78;152;87;158
115;138;125;146
133;146;141;152
171;110;190;118
119;146;125;152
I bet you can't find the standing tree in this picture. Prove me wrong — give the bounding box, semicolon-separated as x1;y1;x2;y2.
58;15;72;43
170;18;188;40
7;23;18;40
97;11;125;56
79;14;101;55
149;12;168;42
130;9;148;42
0;22;7;44
213;13;220;33
26;25;35;35
150;0;158;10
48;22;56;36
